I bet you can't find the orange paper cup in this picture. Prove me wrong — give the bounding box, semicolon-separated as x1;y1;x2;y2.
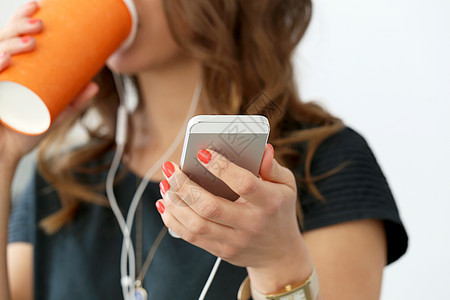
0;0;137;135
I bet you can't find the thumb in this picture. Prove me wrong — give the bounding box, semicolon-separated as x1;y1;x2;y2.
259;143;297;191
259;143;275;180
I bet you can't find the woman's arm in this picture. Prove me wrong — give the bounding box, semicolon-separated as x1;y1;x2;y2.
0;4;98;298
156;143;390;300
303;219;386;299
239;219;386;300
0;8;47;296
7;243;33;300
0;158;34;300
0;161;17;300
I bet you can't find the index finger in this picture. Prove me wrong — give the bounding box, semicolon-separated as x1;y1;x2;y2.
162;162;246;227
0;2;41;41
11;2;40;21
196;148;269;201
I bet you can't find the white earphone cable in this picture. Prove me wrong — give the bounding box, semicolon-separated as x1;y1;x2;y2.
198;257;222;300
121;75;202;299
109;74;134;300
109;72;224;300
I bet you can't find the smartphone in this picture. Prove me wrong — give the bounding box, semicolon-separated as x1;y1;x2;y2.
179;115;270;201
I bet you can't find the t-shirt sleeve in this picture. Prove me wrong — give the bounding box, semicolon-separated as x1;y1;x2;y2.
8;174;36;245
295;127;408;265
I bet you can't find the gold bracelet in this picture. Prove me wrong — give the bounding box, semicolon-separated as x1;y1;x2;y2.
237;268;320;300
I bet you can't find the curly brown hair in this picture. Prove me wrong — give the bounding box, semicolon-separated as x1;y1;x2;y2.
37;0;344;233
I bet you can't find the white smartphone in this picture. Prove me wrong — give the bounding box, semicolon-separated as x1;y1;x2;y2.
179;115;270;201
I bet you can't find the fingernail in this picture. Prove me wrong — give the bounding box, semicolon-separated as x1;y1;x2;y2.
162;161;175;178
27;1;36;6
0;52;6;59
159;180;170;195
197;149;212;164
28;18;40;25
21;36;31;43
155;200;165;214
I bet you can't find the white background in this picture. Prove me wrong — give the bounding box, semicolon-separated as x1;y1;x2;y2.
1;0;449;299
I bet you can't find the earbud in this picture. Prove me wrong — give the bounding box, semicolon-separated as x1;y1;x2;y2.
113;73;139;146
116;105;128;146
122;75;138;114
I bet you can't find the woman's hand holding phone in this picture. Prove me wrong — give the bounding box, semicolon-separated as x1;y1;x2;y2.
157;144;314;294
0;2;98;167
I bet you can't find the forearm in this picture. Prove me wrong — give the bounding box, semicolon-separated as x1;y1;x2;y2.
0;159;19;300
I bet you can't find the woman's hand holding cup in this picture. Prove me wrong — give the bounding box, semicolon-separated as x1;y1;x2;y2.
0;2;98;167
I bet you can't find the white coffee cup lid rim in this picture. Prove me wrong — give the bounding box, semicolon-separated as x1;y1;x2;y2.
118;0;139;52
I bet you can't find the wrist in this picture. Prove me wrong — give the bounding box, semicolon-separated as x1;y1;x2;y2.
246;234;314;294
245;268;320;300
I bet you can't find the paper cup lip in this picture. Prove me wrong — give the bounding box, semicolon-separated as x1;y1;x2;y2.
0;81;51;135
117;0;139;52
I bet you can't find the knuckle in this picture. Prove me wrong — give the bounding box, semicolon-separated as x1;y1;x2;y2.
177;183;198;205
189;220;208;235
236;176;257;196
286;171;297;190
209;154;230;176
273;162;284;179
246;218;265;238
164;195;174;208
175;180;188;197
0;27;11;43
3;22;21;39
264;198;283;216
170;173;188;191
198;202;222;220
182;232;197;244
166;192;184;208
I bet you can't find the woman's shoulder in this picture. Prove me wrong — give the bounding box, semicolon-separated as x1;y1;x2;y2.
320;125;371;152
291;125;408;264
288;125;378;176
293;125;392;210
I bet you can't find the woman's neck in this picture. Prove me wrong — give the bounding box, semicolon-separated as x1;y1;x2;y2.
134;57;206;147
124;57;209;178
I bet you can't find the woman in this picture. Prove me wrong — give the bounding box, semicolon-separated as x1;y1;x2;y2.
0;0;407;299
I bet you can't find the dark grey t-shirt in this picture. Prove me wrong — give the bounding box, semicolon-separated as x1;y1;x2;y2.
8;127;408;300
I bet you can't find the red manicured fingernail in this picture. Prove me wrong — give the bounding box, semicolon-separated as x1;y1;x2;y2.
197;149;212;164
155;200;165;214
162;161;175;178
28;18;40;25
159;180;170;195
21;36;31;43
